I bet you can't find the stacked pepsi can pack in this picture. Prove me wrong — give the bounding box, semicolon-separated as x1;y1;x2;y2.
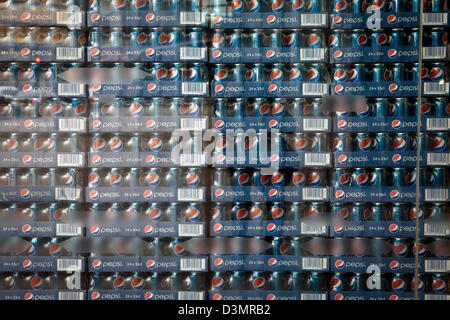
0;0;88;301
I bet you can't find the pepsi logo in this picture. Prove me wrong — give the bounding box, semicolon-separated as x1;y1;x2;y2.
212;293;222;300
333;16;342;25
90;226;100;236
24;292;33;300
335;190;345;199
295;138;308;151
212;276;225;290
267;258;278;267
390;190;400;200
215;154;226;164
22;155;32;165
335;259;345;269
337;119;347;129
20;47;31;57
268;84;278;94
145;13;155;23
143;189;153;199
388;49;397;58
266;15;276;24
431;137;446;152
330;276;343;291
266;294;276;300
334;84;344;94
333;50;343;60
213;223;223;233
387;14;397;24
91;13;100;23
89;190;99;200
92;84;102;92
231;0;244;12
266;50;276;59
23;259;32;269
148;137;162;151
430;67;444;81
248;0;260;12
213;15;223;25
214;84;224;94
421;102;432;116
21;224;32;234
389;83;399;93
268;188;278;198
215;188;225;198
432;278;446;293
389;223;399;233
215;120;225;129
270;154;280;163
131;277;144;290
212;50;222;59
334;293;344;300
21;12;31;22
252;277;266;290
147;83;157;93
271;207;284;221
139;291;153;300
392;153;402;164
145;155;155;165
391;119;401;129
392;278;406;292
144;224;154;234
214;258;224;267
20;189;30;199
92;259;102;270
146;259;156;270
266;223;276;233
389;294;399;300
390;260;399;270
23;84;33;94
91;120;102;130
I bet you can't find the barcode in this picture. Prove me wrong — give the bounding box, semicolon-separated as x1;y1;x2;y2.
56;48;83;60
58;291;85;300
427;153;450;165
58;84;84;96
58;118;86;132
56;224;82;236
56;12;82;25
178;292;204;300
424;260;450;272
180;258;206;271
303;118;328;131
57;258;82;271
180;47;206;60
302;257;327;270
424;223;449;236
55;187;81;201
300;48;325;61
301;222;326;235
423;47;447;59
302;187;327;200
57;153;83;167
178;188;204;201
180;154;205;166
426;118;450;131
181;82;207;95
180;12;207;25
301;293;327;300
181;117;207;130
425;294;450;300
179;224;204;237
425;189;449;201
300;14;326;26
304;153;330;166
302;83;328;96
424;82;449;95
423;13;448;25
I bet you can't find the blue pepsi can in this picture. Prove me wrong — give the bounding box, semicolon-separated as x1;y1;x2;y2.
251;29;264;48
352;202;364;221
130;27;147;46
110;27;124;46
392;203;406;221
369;168;388;188
231;203;249;221
271;30;282;47
353;29;369;47
309;272;326;291
271;272;292;291
230;29;242;48
372;63;392;82
131;0;148;10
373;133;390;151
233;64;245;82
